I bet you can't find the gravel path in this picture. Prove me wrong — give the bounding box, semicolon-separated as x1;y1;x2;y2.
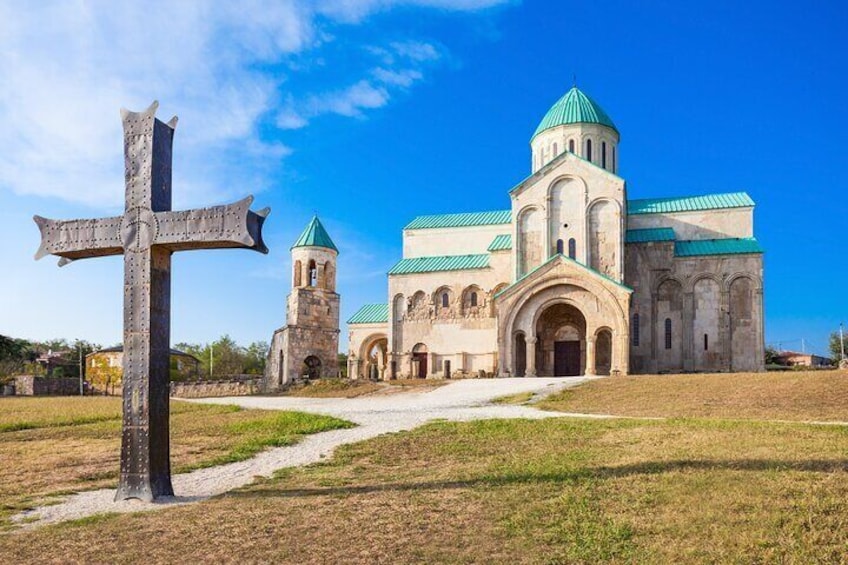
13;377;596;528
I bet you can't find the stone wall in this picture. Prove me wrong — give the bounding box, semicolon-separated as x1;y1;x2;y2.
14;375;79;396
170;377;260;398
625;240;765;373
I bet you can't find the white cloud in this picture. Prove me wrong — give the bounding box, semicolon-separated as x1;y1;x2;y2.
371;67;424;87
0;0;511;208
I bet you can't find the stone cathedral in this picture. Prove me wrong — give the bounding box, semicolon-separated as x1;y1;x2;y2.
346;85;765;381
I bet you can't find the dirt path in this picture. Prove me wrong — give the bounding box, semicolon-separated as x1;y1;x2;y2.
13;377;593;529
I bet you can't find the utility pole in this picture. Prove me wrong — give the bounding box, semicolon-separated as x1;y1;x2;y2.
210;345;214;378
78;343;84;396
840;323;845;363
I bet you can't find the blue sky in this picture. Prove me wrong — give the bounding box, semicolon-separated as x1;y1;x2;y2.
1;0;845;355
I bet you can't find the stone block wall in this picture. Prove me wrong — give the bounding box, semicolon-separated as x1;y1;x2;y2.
14;375;79;396
170;377;260;398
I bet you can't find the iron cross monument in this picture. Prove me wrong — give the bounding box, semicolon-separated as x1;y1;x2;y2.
34;101;270;501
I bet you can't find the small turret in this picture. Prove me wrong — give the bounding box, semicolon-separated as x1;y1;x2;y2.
291;216;339;292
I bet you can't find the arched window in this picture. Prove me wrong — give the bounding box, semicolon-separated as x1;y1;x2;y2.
632;313;640;346
586;139;592;161
568;139;575;153
323;261;334;290
553;142;558;156
556;239;564;255
612;146;616;173
293;260;302;287
568;238;576;259
602;141;607;169
441;293;449;308
470;292;477;307
308;260;317;286
664;318;672;349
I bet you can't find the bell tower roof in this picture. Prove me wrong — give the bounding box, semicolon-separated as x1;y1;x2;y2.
532;86;618;139
291;215;338;253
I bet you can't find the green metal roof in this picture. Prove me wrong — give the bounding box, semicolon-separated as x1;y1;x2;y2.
487;234;513;252
532;86;618;139
347;303;389;325
388;254;490;275
675;237;764;257
625;228;676;243
404;210;511;230
628;192;754;215
291;216;338;252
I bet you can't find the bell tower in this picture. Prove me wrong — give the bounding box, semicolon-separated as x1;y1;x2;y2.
264;216;340;390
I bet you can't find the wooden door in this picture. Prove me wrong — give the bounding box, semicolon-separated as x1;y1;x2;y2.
554;341;581;376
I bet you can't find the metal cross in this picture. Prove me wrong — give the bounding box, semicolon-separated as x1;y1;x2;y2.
34;101;270;501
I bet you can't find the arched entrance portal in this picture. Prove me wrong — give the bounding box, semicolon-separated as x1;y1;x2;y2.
412;343;428;379
536;303;586;376
302;355;321;379
360;334;388;380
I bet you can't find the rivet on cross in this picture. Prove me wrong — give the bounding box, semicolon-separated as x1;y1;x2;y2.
34;101;270;502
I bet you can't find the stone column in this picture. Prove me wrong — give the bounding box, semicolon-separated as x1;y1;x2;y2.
526;337;538;377
719;290;731;372
682;290;695;372
585;335;596;376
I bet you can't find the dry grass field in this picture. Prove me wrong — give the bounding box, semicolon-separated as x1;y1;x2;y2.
538;370;848;421
0;397;352;529
0;371;846;563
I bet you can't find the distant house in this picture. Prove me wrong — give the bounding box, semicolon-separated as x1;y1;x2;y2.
86;346;200;395
775;351;832;368
35;350;78;377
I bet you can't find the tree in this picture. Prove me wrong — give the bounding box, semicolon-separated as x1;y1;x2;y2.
244;341;269;375
828;332;847;365
338;353;348;379
764;346;782;366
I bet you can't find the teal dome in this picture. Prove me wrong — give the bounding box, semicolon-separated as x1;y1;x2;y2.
532;86;618;139
291;216;338;253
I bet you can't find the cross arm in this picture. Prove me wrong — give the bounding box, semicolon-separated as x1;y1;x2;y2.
33;215;124;266
153;196;270;253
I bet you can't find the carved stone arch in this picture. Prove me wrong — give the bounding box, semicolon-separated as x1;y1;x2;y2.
728;274;762;371
546;174;589;201
593;325;614;376
687;272;722;293
359;333;389;381
461;284;483;317
504;274;629;338
516;205;544;277
498;274;630;378
725;272;763;293
654;278;684;372
433;285;455;319
408;290;429;321
490;282;510;317
586;197;620;278
652;275;686;296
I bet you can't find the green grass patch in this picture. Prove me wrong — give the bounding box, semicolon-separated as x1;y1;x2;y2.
178;411;355;471
490;391;534;405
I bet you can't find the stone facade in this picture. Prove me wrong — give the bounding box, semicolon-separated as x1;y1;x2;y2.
263;218;341;391
347;86;765;379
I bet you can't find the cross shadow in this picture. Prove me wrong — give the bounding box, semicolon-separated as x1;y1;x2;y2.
225;458;848;500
